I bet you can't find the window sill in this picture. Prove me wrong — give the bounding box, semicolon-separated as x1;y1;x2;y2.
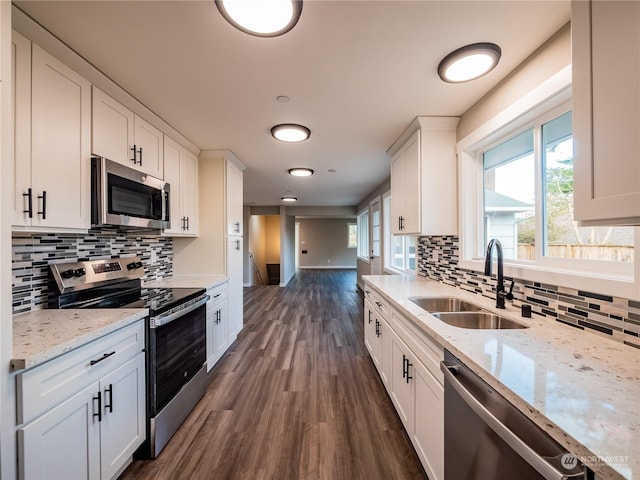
459;257;638;301
357;256;370;264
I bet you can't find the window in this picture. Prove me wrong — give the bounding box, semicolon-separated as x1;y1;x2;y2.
459;83;638;300
481;108;634;267
347;223;357;248
357;209;369;260
383;193;416;273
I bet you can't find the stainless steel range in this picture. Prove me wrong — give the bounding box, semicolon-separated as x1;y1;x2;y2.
48;256;209;458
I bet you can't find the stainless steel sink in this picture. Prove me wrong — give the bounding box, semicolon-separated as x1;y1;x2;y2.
432;312;528;330
409;296;483;313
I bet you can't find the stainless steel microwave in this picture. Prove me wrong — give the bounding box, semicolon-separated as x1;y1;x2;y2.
91;157;170;230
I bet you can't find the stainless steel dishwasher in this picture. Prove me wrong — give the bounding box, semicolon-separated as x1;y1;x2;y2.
441;350;592;480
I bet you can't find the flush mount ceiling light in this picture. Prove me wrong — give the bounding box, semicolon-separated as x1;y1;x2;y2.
281;196;298;202
438;43;501;83
215;0;303;37
288;167;314;177
271;124;311;143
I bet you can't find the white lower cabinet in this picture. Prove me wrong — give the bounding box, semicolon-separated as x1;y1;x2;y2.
363;283;444;480
206;282;230;371
17;321;146;480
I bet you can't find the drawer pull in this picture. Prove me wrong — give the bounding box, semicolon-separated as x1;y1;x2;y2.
90;351;116;366
375;301;383;308
213;293;222;298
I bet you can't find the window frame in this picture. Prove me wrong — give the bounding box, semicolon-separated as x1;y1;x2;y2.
458;70;640;300
347;223;357;249
356;208;370;262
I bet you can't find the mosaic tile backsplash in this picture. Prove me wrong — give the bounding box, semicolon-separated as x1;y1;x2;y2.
418;235;640;349
12;229;173;314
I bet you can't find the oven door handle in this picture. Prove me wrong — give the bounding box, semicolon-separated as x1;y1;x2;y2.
441;363;584;480
151;294;210;328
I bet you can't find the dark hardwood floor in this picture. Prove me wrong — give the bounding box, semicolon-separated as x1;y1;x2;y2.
120;269;427;480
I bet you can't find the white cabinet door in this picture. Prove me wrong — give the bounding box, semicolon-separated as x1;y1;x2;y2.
133;115;163;179
227;236;244;339
212;300;229;364
19;381;101;480
163;137;198;236
389;330;415;434
163;136;183;235
30;44;91;230
413;359;444;480
390;150;405;235
11;30;32;227
390;130;420;234
226;160;244;236
99;353;146;480
363;300;375;355
92;86;134;167
380;318;392;388
181;149;199;235
572;0;640;225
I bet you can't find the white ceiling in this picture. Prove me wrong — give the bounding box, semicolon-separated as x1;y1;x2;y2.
14;0;570;208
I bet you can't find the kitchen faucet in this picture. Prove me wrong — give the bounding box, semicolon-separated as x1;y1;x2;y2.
484;239;513;309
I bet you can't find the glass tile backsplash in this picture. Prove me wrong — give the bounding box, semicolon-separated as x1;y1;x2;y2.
418;235;640;349
12;228;173;314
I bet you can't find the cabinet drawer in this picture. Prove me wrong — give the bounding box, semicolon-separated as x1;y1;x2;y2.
371;291;389;319
207;283;228;308
17;320;145;425
390;309;444;384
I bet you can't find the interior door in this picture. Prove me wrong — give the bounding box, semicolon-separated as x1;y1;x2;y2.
370;197;382;274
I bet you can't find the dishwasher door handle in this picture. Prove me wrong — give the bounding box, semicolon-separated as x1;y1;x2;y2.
441;363;583;480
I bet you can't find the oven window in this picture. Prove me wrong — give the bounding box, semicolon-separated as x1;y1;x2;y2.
107;173;163;219
152;305;206;413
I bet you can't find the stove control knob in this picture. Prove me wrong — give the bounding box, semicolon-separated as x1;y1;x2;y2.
135;261;143;269
73;268;86;277
61;269;74;279
126;262;136;270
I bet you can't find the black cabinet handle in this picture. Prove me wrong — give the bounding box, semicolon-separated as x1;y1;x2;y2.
90;351;116;366
138;146;143;165
234;221;241;233
213;293;222;298
104;384;113;414
186;216;190;231
368;310;372;324
375;301;383;308
37;191;47;219
375;319;381;337
181;216;186;230
131;144;137;164
93;391;102;422
23;188;33;218
402;354;413;381
235;239;241;251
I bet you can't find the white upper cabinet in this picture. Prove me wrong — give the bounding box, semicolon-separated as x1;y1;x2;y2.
163;136;198;236
92;87;163;179
12;32;91;231
572;0;640;225
388;117;459;236
226;159;244;236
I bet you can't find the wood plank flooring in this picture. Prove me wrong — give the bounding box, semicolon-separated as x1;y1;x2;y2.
120;269;427;480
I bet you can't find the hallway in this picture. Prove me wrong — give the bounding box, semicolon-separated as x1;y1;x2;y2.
121;269;426;479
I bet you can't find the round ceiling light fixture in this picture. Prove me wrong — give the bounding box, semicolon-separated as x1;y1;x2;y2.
281;196;298;202
288;167;314;177
271;124;310;143
216;0;303;37
438;43;501;83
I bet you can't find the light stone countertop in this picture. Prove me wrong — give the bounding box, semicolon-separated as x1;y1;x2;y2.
12;308;148;371
363;274;640;480
144;274;228;290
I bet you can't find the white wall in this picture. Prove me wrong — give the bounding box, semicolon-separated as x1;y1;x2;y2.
265;215;280;264
298;218;356;268
280;208;296;286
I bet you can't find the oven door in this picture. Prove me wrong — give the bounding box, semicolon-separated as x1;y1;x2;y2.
148;303;206;414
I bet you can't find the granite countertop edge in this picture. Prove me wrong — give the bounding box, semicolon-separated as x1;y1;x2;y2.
11;309;148;372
